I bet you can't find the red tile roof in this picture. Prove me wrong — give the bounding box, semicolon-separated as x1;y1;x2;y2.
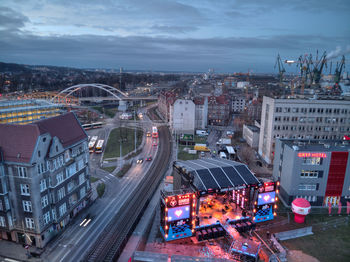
0;112;87;163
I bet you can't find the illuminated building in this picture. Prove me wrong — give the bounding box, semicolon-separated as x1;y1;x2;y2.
0;99;64;125
0;113;91;248
259;96;350;164
273;139;350;207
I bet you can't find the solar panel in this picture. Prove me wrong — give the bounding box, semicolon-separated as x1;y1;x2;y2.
196;169;219;189
191;171;206;191
235;165;259;184
210;168;234;188
222;166;246;186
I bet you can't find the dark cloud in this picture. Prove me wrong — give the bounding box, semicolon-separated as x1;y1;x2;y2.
0;6;29;30
1;27;347;72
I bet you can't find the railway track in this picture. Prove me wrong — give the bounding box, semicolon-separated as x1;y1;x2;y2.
83;126;171;261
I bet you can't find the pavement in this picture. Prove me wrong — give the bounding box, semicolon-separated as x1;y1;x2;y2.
0;239;43;262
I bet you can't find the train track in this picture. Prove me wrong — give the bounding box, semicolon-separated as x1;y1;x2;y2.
83;126;171;261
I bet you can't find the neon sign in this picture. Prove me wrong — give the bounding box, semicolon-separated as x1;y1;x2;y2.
258;192;276;205
297;152;327;158
168;205;190;222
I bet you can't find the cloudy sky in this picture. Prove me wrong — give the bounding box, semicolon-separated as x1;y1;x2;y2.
0;0;349;72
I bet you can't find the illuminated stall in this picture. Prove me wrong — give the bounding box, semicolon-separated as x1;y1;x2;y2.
253;181;278;222
160;191;196;241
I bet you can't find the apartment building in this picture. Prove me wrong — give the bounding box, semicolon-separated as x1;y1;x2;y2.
0;112;90;248
193;96;208;130
208;95;231;126
273;139;350;207
232;96;246;113
169;99;195;134
259;96;350;164
158;91;176;122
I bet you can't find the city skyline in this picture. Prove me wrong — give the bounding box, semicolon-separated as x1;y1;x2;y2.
0;0;349;73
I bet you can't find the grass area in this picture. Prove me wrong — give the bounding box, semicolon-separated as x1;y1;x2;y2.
116;163;132;177
193;135;207;143
177;145;199;161
90;176;99;183
101;166;116;173
282;224;350;262
96;183;106;198
103;127;143;159
92;106;103;114
125;148;142;160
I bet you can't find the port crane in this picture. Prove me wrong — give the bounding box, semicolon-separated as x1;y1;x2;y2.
274;54;285;86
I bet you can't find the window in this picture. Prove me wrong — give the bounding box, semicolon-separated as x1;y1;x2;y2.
25;217;35;229
20;184;30;196
78;159;84;171
302;157;322;165
17;167;27;178
58;187;65;201
59;203;67;217
80;186;86;199
43;211;50;225
298;184;317;191
23;201;32;212
52;209;56;220
67;163;77;177
0;200;3;211
37;163;46;174
79;173;85;185
40;179;47;192
67;181;75;193
56;172;64;185
38;151;41;157
41;195;49;208
0;216;5;227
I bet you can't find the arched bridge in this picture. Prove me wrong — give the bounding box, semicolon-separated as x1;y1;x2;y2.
51;83;128;104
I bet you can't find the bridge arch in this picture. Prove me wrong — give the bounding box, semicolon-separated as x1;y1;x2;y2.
51;83;128;102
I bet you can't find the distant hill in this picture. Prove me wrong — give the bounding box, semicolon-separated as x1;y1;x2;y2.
0;62;30;73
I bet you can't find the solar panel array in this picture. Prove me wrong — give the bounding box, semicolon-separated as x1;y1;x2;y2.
175;158;260;192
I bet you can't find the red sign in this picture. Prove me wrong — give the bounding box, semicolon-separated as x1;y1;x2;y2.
297;152;327;158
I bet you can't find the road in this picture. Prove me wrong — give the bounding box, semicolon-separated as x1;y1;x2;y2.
42;108;164;262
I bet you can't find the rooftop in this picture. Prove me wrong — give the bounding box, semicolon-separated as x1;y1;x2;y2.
279;139;350;152
174;158;260;192
0;112;87;163
0;99;63;113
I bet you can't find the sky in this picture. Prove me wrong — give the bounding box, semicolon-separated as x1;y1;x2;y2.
0;0;349;73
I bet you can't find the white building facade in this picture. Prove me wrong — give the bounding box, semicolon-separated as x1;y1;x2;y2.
170;99;196;134
259;96;350;164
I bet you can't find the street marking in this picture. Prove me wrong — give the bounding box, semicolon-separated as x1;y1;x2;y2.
105;176;111;180
101;178;105;182
108;173;114;177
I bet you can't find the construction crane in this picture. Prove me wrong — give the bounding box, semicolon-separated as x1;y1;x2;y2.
309;51;327;86
334;55;345;84
274;54;286;86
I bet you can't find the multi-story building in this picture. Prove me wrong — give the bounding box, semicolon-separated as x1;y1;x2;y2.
193;96;208;130
246;99;262;121
232;96;246;113
259;96;350;164
273;139;350;207
243;124;260;149
158;91;176;122
169;99;195;134
0;112;90;247
0;99;64;125
208;95;231;126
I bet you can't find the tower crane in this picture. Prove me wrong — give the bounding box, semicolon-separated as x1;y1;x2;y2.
309;51;327;86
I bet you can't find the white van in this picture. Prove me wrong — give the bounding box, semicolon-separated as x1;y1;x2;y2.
219;152;227;159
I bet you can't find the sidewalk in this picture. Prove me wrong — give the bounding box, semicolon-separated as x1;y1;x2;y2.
0;239;43;262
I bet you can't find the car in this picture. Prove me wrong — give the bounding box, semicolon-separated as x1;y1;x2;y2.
146;132;151;137
146;156;152;161
136;158;143;164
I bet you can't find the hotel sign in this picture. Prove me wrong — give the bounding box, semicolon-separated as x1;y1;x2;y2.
297;152;327;158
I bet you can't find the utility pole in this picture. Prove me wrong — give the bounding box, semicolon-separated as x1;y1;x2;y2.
134;110;137;152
